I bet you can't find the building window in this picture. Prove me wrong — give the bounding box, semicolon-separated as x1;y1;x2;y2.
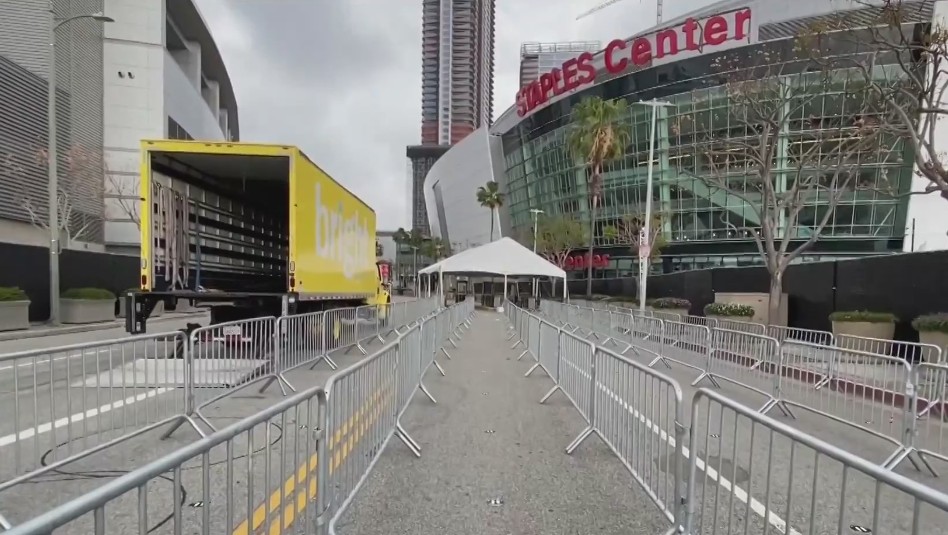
168;117;193;140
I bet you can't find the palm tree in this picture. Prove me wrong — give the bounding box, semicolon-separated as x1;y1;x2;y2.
476;180;505;241
567;96;630;297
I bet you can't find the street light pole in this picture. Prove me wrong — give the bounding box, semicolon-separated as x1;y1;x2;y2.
530;208;544;301
636;99;673;314
46;6;113;325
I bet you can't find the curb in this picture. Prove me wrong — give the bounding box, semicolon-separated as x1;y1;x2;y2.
0;311;208;342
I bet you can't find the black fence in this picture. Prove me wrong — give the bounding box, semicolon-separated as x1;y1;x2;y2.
563;250;948;342
0;242;139;322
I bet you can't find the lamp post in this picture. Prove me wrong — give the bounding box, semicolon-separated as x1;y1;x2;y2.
410;245;419;297
635;99;673;314
530;208;544;300
47;6;114;325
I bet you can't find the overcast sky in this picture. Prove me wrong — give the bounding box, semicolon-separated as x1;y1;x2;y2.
193;0;708;230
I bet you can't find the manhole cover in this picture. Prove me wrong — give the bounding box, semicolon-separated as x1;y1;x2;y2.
487;498;504;507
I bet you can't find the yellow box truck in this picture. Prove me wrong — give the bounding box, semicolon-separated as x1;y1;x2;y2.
126;139;390;334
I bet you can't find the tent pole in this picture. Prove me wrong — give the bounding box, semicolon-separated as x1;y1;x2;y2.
439;266;444;305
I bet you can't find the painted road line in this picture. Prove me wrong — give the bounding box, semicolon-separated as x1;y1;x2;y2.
0;348;111;372
232;381;394;535
0;387;170;448
560;354;801;535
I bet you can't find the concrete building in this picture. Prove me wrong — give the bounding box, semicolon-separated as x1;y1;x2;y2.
410;0;496;234
518;41;600;87
429;0;948;282
102;0;238;254
0;0;237;256
423;126;507;252
0;0;109;249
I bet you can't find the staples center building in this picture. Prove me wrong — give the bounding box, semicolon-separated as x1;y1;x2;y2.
423;0;948;282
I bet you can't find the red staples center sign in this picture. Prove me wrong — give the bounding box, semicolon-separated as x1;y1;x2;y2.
515;8;754;117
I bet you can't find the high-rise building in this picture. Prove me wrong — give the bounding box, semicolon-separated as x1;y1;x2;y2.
518;41;601;87
410;0;495;234
420;0;495;145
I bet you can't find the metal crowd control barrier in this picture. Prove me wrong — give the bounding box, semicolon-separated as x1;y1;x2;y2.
0;331;192;497
538;299;948;479
681;388;948;535
508;303;687;524
508;302;948;534
2;298;476;535
0;297;439;523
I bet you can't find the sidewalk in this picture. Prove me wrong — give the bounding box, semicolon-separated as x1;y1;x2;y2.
335;311;669;535
0;309;207;342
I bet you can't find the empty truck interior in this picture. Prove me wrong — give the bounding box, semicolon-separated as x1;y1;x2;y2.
128;142;383;334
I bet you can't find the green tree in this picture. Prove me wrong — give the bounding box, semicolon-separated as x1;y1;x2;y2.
567;97;630;297
536;216;588;296
603;213;667;260
475;180;505;241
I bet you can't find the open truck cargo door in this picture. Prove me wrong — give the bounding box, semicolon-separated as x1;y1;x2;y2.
128;140;381;334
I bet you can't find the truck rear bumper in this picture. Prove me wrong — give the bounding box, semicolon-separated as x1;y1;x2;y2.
125;291;299;335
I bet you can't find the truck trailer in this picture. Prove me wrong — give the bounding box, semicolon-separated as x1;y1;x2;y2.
126;140;390;334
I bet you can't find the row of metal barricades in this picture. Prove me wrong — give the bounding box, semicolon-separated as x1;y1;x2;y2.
0;297;453;532
541;299;948;476
505;301;948;535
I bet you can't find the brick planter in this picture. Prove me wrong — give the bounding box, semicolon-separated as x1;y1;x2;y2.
61;299;116;324
0;300;30;332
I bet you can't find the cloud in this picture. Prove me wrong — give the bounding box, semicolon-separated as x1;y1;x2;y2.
194;0;712;230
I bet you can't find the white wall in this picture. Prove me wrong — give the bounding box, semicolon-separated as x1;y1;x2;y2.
423;126;509;252
102;0;166;249
904;0;948;252
164;48;228;140
102;0;231;251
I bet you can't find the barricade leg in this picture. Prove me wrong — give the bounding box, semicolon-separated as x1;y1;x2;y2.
395;422;422;458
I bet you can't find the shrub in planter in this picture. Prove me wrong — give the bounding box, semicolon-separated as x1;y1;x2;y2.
117;289;163;318
0;286;30;332
912;314;948;357
650;297;691;318
61;288;117;324
704;302;755;322
829;310;897;343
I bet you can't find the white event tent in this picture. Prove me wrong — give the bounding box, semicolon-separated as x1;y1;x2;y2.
417;237;567;301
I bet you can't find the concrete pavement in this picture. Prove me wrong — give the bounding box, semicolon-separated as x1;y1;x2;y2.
0;311;209;353
335;312;669;535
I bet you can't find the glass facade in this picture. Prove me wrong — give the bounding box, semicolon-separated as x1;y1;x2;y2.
501;36;913;277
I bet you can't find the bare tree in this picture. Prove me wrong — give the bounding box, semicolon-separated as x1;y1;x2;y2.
105;168;141;231
536;215;588;297
800;0;948;202
672;40;892;323
603;213;667;260
10;144;105;247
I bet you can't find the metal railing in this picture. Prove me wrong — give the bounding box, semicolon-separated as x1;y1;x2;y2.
508;301;948;534
1;298;476;534
538;300;948;479
0;297;439;521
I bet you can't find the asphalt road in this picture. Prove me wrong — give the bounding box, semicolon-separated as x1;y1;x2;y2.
335;311;670;535
0;307;413;531
533;311;948;535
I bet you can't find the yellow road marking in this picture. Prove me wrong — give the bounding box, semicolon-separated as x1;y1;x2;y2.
232;381;395;535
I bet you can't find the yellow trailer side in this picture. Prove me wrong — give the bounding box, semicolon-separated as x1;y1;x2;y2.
289;149;379;300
